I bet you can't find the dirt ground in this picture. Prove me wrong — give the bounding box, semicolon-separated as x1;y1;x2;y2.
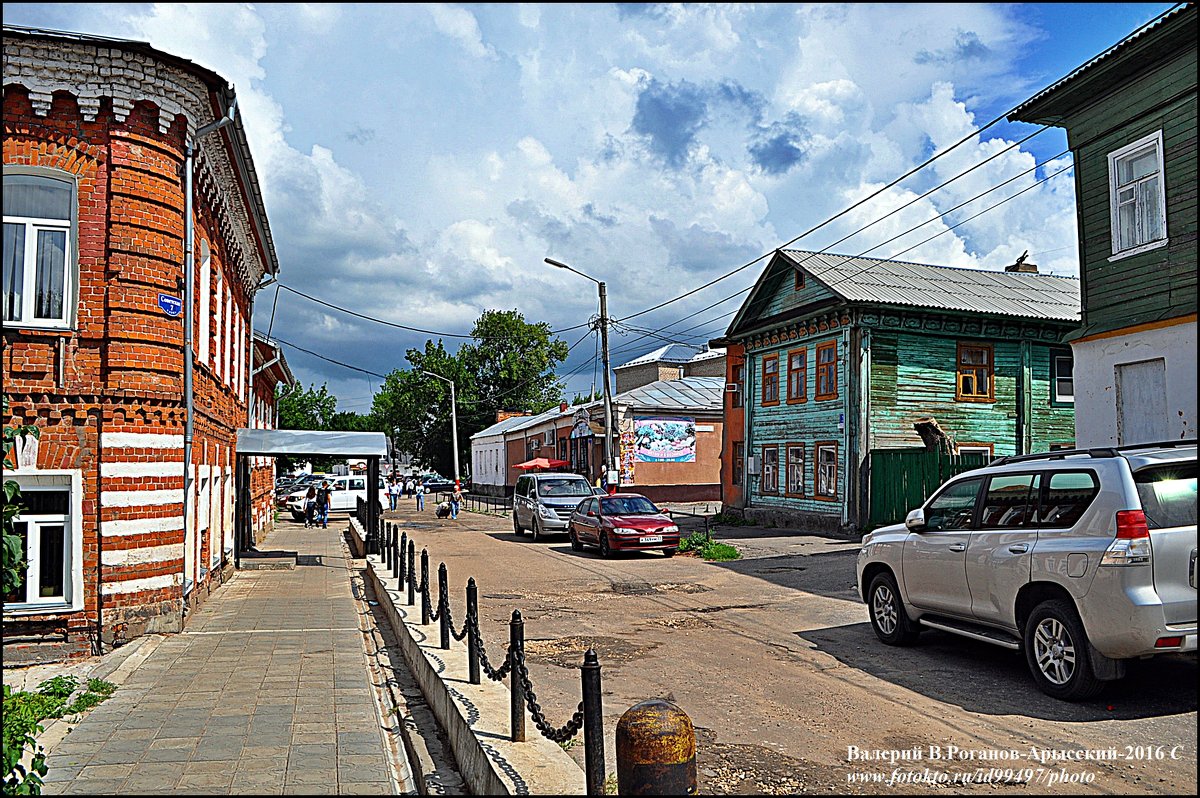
384;502;1197;795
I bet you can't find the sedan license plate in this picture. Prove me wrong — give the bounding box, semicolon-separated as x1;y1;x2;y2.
640;535;663;544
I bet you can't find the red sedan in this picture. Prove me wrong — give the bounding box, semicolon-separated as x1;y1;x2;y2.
568;493;681;557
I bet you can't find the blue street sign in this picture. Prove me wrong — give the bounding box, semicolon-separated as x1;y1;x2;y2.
158;293;182;317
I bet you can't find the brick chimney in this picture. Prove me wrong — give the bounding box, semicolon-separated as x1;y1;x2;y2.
560;402;569;412
1004;250;1038;273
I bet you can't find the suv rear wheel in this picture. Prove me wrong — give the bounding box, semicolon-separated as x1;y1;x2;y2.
1023;599;1104;701
867;572;920;646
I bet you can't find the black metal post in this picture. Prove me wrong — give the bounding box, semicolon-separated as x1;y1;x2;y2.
421;548;431;625
438;563;450;649
399;531;407;582
383;523;392;571
392;526;400;580
467;578;480;685
510;609;526;742
407;540;416;606
582;648;605;795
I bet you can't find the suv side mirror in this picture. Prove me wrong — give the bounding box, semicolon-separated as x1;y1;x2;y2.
905;508;926;530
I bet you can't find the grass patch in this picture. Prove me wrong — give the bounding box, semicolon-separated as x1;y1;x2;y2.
677;531;741;561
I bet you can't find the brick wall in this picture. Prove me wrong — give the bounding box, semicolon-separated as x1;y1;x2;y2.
3;55;265;662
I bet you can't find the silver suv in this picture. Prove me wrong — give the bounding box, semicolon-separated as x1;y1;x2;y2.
856;441;1197;700
512;472;594;541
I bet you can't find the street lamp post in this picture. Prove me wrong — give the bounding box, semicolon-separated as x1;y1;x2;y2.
544;258;616;491
422;371;460;487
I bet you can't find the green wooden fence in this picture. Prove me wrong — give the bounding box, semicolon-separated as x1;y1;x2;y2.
868;448;990;528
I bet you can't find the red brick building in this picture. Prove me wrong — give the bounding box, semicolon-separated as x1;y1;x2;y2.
2;26;279;663
249;332;294;543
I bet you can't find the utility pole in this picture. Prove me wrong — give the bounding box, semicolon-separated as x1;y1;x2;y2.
545;258;617;491
598;281;615;490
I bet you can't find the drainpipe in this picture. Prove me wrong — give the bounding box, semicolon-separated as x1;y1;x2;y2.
184;97;237;600
842;327;851;526
95;410;104;654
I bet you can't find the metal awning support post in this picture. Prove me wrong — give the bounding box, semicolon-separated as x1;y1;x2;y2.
366;456;380;555
234;453;251;570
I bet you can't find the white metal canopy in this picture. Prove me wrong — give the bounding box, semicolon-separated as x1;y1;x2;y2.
235;429;389;458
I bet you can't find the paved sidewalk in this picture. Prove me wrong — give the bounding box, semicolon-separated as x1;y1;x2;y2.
41;521;402;795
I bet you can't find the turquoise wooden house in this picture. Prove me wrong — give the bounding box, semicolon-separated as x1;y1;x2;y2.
718;250;1080;533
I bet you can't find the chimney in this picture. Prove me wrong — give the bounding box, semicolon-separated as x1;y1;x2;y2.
1005;250;1038;273
560;402;569;412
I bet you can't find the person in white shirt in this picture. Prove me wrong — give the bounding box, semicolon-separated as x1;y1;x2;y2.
387;479;403;511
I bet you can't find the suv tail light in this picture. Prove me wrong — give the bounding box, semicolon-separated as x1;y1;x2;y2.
1101;510;1152;566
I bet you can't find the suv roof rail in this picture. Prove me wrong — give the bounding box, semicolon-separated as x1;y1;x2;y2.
989;447;1120;467
1115;438;1197;452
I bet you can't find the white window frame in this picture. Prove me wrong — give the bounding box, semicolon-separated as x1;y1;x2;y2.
1107;130;1168;260
3;470;84;615
1052;352;1074;404
956;444;995;457
198;239;210;363
213;271;223;378
2;169;77;330
815;443;838;499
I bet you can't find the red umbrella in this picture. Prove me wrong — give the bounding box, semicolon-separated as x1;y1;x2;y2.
514;457;570;470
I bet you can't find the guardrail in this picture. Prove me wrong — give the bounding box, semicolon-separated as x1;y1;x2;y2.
375;518;606;795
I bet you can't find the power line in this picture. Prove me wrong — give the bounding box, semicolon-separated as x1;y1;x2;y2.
261;332;389;378
614;145;1073;357
612;2;1185;326
275;283;588;339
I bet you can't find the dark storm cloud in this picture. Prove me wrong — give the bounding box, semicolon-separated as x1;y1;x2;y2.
648;216;761;275
914;30;991;65
632;78;709;168
748;113;811;176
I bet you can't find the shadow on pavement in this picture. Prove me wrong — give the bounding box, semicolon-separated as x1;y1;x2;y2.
798;620;1198;722
708;549;863;602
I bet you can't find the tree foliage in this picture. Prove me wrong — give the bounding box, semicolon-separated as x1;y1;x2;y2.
372;311;570;478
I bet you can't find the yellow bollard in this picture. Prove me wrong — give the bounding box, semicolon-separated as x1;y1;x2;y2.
616;699;698;795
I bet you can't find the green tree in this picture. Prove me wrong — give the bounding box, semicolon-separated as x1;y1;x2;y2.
372;311;569;479
275;383;340;471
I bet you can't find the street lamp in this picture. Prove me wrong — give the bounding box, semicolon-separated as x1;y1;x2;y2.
422;370;460;487
544;257;616;491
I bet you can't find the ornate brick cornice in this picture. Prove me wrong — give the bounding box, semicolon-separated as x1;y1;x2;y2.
3;39;266;293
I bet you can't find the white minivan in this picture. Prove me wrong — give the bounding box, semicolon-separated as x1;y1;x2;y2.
287;474;387;520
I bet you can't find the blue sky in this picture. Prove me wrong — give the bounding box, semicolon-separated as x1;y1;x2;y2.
4;3;1175;413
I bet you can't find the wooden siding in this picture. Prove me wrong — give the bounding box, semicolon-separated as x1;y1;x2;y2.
747;333;847;514
1066;43;1197;336
1029;345;1077;450
867;331;1074;457
761;264;838;318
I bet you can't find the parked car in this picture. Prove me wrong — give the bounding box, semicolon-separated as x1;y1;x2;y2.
419;473;456;493
276;474;324;507
512;472;595;541
285;474;387;521
856;441;1197;701
568;493;681;557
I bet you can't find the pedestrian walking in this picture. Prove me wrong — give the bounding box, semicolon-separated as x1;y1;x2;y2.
415;479;425;511
387;479;402;512
304;485;317;528
405;476;414;497
450;483;463;520
316;480;331;529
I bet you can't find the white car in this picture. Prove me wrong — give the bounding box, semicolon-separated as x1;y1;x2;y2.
287;474;387;521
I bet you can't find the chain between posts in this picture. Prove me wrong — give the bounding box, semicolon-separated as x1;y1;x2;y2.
384;531;605;791
517;655;585;743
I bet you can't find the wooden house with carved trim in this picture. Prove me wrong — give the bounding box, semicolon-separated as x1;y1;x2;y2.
713;250;1080;533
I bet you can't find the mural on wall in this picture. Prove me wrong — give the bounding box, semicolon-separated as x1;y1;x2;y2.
619;431;637;484
634;417;696;462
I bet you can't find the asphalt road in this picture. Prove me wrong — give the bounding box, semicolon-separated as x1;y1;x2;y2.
385;503;1197;795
